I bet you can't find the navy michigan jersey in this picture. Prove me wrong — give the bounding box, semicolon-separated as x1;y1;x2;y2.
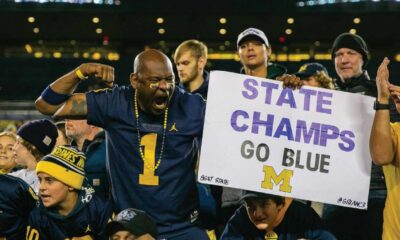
86;85;205;234
0;174;37;240
27;184;113;240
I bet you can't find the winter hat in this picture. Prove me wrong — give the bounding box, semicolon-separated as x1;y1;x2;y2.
17;119;58;155
36;145;86;189
237;27;270;48
105;208;158;238
331;32;370;68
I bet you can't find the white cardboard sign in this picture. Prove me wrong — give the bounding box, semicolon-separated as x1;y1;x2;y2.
198;71;374;209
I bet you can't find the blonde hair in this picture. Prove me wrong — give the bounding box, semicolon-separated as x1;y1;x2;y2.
313;71;335;89
0;131;16;140
174;39;208;62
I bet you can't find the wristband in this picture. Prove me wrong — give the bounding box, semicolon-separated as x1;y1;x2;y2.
75;69;88;80
373;100;390;110
40;86;71;105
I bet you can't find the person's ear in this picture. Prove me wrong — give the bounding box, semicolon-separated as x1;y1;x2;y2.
198;56;207;70
237;52;244;65
130;73;138;88
277;198;285;211
277;204;283;211
267;47;272;56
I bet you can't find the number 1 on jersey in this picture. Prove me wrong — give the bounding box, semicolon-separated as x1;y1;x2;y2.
139;133;159;186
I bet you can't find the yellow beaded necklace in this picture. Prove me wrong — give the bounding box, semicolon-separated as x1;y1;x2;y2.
134;91;168;170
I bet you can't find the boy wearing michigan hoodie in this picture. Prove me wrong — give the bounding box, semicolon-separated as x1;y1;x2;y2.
26;145;112;239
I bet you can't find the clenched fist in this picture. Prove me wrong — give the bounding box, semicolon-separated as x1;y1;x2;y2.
77;63;114;87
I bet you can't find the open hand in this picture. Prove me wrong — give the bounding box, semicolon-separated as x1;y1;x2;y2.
376;57;390;102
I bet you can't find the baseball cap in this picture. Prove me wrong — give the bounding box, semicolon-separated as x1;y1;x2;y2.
105;208;158;238
237;27;270;48
294;63;328;79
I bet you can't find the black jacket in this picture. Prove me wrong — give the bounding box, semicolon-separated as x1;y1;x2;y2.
334;70;376;96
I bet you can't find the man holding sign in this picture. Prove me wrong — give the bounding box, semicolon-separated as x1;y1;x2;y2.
221;27;303;225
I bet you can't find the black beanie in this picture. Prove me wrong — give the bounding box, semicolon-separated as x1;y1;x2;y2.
331;33;370;68
17;119;58;155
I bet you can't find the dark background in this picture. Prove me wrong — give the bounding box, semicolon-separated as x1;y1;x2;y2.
1;0;400;102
